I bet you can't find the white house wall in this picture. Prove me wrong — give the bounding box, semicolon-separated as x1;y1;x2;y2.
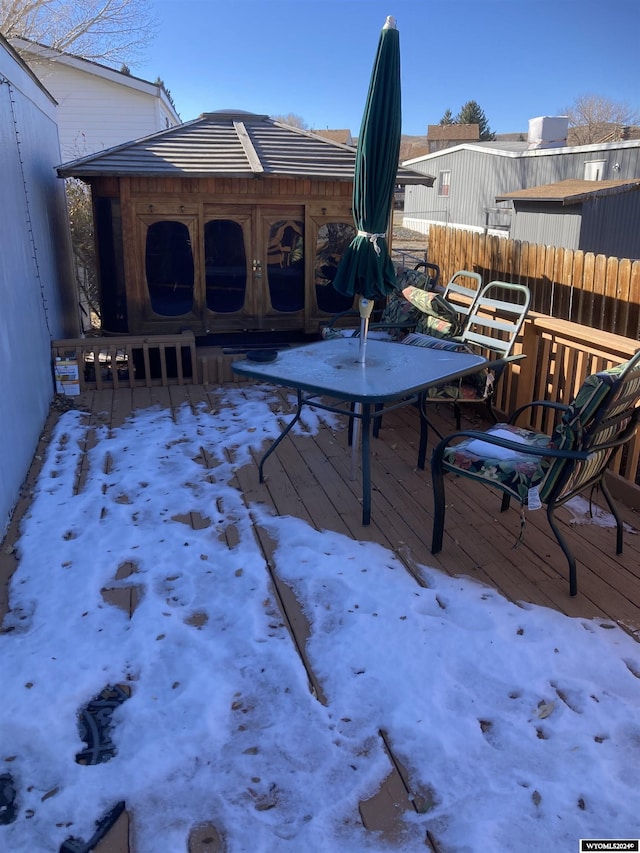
0;39;76;538
33;61;175;159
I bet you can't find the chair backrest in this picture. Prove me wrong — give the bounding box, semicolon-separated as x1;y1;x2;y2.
413;261;441;291
443;270;483;321
460;281;531;359
540;351;640;502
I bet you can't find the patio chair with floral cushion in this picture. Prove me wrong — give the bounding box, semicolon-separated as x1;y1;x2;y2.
405;281;531;437
374;281;530;451
430;350;640;596
401;268;482;335
321;263;481;343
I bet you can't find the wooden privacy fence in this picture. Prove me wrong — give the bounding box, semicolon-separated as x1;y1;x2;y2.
429;225;640;340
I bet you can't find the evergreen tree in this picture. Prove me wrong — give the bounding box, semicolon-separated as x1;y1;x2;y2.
439;109;455;125
455;100;495;140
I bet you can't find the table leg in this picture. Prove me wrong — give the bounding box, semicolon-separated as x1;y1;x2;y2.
258;389;304;483
361;403;371;525
417;391;429;470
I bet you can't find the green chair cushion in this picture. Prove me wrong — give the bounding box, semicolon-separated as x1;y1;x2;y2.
402;286;463;339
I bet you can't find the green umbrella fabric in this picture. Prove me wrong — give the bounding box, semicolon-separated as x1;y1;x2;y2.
333;16;401;300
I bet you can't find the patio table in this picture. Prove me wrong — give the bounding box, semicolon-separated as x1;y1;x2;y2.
232;337;486;524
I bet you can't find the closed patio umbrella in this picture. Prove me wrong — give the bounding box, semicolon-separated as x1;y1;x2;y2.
333;14;402;366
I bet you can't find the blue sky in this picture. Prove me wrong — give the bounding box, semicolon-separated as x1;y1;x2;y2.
136;0;640;137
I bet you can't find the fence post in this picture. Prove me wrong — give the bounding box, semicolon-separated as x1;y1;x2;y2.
514;319;539;412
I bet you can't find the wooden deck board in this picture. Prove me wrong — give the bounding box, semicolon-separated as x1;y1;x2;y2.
3;383;640;851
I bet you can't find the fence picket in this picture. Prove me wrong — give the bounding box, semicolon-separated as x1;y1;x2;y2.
429;225;640;339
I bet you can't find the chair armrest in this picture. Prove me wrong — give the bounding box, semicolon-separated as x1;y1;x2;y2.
369;321;417;332
325;307;386;334
432;429;590;463
326;310;360;329
487;353;525;367
483;353;526;376
508;399;571;426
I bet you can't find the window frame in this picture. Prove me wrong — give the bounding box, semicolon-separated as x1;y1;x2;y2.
438;170;451;197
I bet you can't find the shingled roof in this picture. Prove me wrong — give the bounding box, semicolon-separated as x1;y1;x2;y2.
496;178;640;205
58;110;433;184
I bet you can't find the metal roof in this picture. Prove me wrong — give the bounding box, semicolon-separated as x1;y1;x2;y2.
58;110;434;184
496;178;640;205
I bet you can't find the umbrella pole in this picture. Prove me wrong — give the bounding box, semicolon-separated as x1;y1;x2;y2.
350;404;361;480
352;297;375;477
357;297;374;364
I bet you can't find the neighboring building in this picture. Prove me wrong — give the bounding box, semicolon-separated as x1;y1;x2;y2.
0;34;77;538
403;115;640;258
496;178;640;259
426;123;480;153
313;129;355;147
399;135;430;163
58;110;433;338
10;37;181;159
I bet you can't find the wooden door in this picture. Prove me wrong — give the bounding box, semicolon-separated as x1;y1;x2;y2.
203;205;305;331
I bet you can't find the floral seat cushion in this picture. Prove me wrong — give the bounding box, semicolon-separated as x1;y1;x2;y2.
441;423;553;503
378;290;421;339
441;357;640;506
402;285;463;339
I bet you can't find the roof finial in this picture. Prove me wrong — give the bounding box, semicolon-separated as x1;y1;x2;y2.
383;15;397;29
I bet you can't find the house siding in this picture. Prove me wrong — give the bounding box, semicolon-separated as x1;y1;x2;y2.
507;192;640;260
580;193;640;259
0;37;76;538
403;141;640;253
32;62;176;159
510;203;583;248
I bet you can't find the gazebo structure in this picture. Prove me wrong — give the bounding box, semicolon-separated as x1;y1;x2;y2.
59;110;432;339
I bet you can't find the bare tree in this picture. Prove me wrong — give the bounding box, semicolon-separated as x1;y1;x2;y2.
563;93;640;145
65;178;100;329
272;113;309;130
1;0;157;65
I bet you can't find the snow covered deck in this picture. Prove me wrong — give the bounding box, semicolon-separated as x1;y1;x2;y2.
0;384;640;853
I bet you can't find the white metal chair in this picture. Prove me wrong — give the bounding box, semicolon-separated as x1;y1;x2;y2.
406;281;531;427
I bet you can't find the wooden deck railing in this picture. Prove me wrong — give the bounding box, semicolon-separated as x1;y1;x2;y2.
50;320;640;502
51;331;198;391
494;314;640;505
429;225;640;339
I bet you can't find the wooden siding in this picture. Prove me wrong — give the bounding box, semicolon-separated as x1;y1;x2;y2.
429;225;640;338
87;174;357;336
